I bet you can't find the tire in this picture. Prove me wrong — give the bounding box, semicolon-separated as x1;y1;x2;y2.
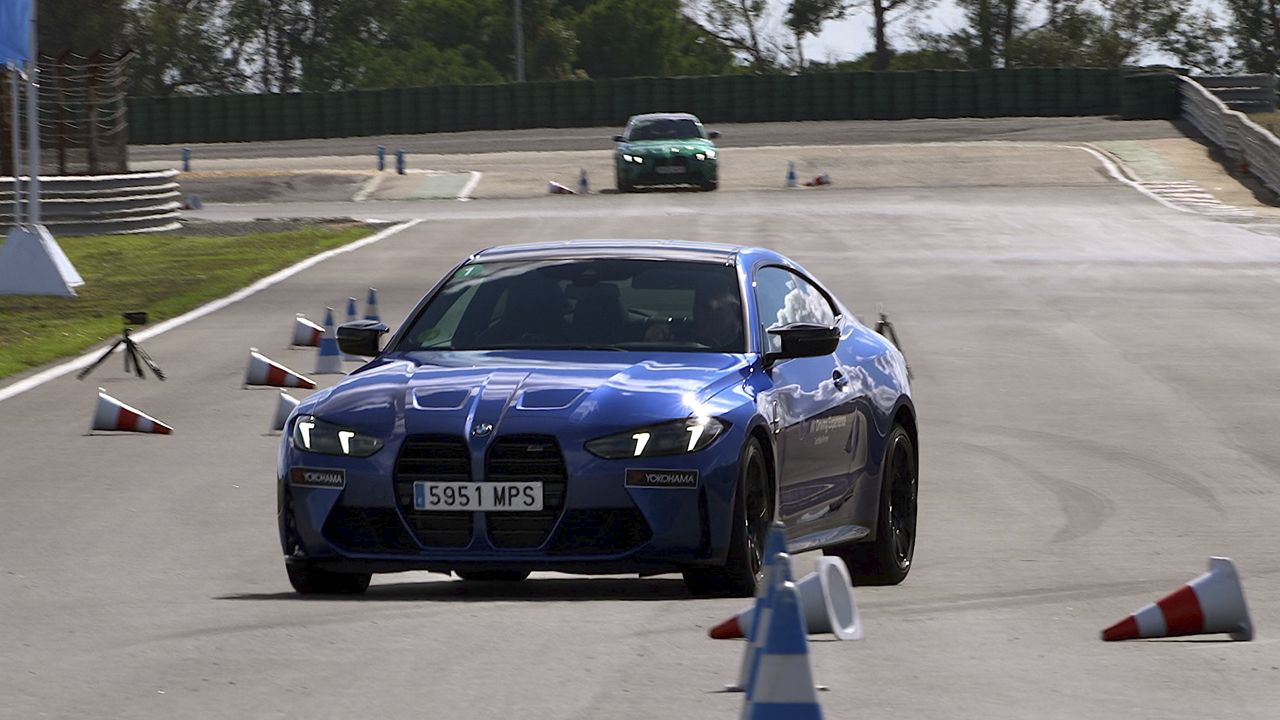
823;423;917;585
454;570;531;582
699;180;718;192
683;438;772;598
616;172;634;193
286;562;372;595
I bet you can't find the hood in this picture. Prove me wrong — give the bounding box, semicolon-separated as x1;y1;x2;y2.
300;351;751;439
624;139;715;155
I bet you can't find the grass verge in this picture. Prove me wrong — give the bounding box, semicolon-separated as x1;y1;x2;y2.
0;223;372;380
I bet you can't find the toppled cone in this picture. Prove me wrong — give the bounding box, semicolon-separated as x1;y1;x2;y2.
291;314;325;347
91;388;173;434
271;391;301;433
711;557;861;641
246;348;317;389
1103;557;1253;641
548;181;576;195
803;174;831;187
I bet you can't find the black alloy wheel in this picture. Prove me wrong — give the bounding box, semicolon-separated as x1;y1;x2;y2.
683;438;772;598
823;423;917;585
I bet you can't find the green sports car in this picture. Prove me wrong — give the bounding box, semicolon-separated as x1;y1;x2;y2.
613;113;720;192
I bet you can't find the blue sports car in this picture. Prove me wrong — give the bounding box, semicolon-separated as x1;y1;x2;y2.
279;240;918;597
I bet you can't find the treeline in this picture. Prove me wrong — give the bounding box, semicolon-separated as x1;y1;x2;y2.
35;1;1280;97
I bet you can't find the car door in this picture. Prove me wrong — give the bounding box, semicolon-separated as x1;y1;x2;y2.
753;266;858;528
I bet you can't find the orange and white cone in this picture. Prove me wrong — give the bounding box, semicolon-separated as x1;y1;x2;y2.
291;314;324;347
548;181;576;195
91;388;173;434
1102;557;1253;641
245;348;317;389
270;391;301;433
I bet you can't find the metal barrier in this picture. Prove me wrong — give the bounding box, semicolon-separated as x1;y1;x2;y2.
1192;75;1277;114
1180;76;1280;196
0;169;181;235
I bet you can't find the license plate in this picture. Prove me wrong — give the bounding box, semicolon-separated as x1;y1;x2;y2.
655;165;684;174
413;482;543;512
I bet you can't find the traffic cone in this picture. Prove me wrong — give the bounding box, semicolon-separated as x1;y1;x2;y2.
246;348;316;389
578;168;590;194
314;308;344;375
721;523;789;693
741;581;824;720
270;391;301;433
786;162;797;189
291;314;324;347
711;556;861;641
803;173;831;187
548;181;575;195
342;297;360;361
91;388;173;435
363;287;380;323
1102;557;1253;641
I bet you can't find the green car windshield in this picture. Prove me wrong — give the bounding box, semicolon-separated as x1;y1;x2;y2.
627;118;706;142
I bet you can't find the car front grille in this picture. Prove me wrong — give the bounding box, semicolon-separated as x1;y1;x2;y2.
547;509;651;555
323;503;419;554
485;435;567;548
394;434;473;547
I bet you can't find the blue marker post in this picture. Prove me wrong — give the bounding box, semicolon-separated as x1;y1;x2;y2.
182;147;191;173
376;145;386;172
395;149;406;175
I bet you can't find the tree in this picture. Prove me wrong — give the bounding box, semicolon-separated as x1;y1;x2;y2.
39;0;129;56
576;0;735;77
686;0;788;71
787;0;848;68
850;0;937;70
124;1;239;95
1226;0;1280;72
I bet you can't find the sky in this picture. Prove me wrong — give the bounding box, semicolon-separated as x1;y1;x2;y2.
802;0;1227;64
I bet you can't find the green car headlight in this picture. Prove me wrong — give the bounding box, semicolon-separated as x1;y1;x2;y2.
622;154;644;164
586;417;728;459
292;415;384;457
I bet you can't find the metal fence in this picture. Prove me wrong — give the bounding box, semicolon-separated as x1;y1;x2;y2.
0;169;181;235
1192;75;1277;114
1180;75;1280;196
126;68;1179;146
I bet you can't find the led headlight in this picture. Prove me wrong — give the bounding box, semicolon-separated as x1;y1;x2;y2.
622;154;644;164
705;149;717;159
292;415;384;457
586;417;728;459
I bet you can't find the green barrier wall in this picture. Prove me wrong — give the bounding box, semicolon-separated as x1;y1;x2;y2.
125;69;1178;145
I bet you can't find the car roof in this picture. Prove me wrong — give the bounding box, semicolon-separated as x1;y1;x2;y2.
472;239;745;264
626;112;702;123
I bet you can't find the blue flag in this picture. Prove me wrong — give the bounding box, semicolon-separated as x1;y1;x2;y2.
0;0;31;65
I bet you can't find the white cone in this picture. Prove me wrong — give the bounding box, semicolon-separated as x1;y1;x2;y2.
91;388;173;434
548;181;575;195
712;557;861;641
291;315;324;347
271;391;301;433
246;348;317;389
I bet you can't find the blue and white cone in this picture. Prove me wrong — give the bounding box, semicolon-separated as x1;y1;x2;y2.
724;523;789;692
364;287;380;323
741;580;824;720
342;297;359;361
314;307;344;374
786;162;797;189
578;168;590;194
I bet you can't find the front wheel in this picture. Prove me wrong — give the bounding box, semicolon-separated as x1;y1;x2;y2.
823;423;917;585
684;438;772;597
286;562;372;595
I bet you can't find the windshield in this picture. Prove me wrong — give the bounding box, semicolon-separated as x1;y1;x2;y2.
627;118;705;142
395;258;745;353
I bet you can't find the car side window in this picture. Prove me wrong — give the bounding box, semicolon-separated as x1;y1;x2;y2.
753;266;837;353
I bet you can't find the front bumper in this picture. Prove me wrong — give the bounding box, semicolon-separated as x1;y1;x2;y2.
278;431;743;575
618;156;716;187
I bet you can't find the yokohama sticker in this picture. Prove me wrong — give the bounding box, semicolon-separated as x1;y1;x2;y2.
625;468;699;489
290;468;346;489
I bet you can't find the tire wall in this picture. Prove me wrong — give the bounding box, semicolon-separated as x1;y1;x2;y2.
126;69;1178;145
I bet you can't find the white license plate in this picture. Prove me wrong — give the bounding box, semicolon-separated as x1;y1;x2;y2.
413;482;543;512
655;165;684;174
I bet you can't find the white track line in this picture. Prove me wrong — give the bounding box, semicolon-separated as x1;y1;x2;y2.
0;218;423;405
458;171;482;202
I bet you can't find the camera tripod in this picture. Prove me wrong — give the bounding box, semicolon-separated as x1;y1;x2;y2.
77;326;166;381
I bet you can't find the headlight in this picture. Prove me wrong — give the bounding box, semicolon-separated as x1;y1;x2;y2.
585;417;728;459
622;154;644;164
292;415;384;457
695;153;705;161
706;149;717;159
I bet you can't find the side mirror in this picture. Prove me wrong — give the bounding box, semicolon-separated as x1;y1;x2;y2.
707;130;721;139
337;320;390;357
765;323;840;367
612;134;625;142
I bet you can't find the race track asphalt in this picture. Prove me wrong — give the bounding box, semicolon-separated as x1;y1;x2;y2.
3;123;1279;719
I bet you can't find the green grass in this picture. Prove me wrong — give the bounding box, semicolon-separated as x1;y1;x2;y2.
1249;112;1280;137
0;224;372;379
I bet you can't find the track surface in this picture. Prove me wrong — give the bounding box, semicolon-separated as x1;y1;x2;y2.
6;125;1280;719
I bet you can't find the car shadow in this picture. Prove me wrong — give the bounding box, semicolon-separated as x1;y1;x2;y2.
219;576;696;603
